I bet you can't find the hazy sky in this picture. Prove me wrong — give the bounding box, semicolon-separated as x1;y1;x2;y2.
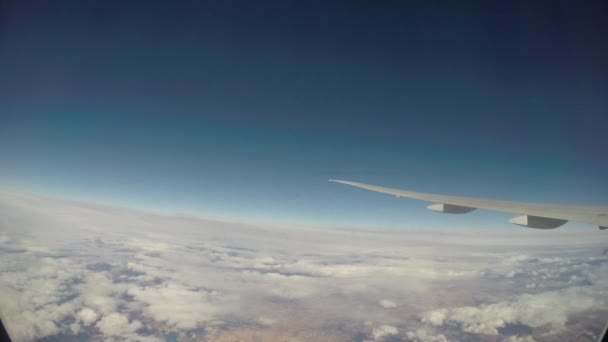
1;1;607;227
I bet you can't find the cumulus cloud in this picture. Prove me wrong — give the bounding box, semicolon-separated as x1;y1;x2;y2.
78;272;126;315
420;265;608;335
422;308;448;326
76;307;98;326
406;328;447;342
371;324;398;340
96;313;142;336
504;255;531;265
0;255;81;340
379;299;397;309
504;335;536;342
256;316;275;326
127;282;218;330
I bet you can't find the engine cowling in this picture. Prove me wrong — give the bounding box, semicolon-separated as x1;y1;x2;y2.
427;203;476;214
509;215;567;229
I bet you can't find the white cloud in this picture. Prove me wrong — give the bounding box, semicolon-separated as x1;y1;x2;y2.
379;299;397;309
238;270;321;299
504;255;531;265
128;239;170;251
504;335;536;342
69;322;80;335
127;283;218;330
0;256;82;341
77;307;98;325
0;191;606;342
77;272;126;315
372;324;398;340
539;257;563;264
96;313;142;336
422;308;448;326
420;278;608;335
256;316;275;326
406;328;447;342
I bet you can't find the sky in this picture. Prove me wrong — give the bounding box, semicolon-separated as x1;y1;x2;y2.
1;0;607;228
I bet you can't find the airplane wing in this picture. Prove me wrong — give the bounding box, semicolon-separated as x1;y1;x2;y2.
329;179;608;230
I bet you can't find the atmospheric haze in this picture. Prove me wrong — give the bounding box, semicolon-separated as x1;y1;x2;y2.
1;190;607;342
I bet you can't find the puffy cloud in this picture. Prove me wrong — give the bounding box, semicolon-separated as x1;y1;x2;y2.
379;299;397;309
406;328;447;342
420;280;607;335
238;270;321;299
96;313;142;336
69;323;80;335
422;308;448;326
256;316;275;326
371;325;398;340
504;336;536;342
539;257;563;264
0;256;82;341
504;255;531;265
77;272;126;315
127;283;218;329
77;307;98;325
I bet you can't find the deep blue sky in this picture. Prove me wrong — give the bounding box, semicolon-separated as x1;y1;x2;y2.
1;1;607;228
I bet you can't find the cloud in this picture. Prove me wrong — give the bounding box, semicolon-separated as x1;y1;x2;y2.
0;191;606;341
371;324;398;340
405;328;447;342
76;307;98;326
77;272;126;316
127;282;218;330
256;316;275;326
420;263;608;335
128;239;170;252
0;255;81;340
379;299;397;309
96;313;142;336
422;308;448;326
504;335;536;342
504;255;531;265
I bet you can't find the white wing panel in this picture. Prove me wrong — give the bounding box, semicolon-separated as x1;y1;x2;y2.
330;179;608;229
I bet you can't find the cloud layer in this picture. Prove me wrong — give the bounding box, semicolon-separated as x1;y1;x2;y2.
0;191;606;341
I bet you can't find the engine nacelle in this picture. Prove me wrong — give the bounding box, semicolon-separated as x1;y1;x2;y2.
509;215;567;229
427;203;476;214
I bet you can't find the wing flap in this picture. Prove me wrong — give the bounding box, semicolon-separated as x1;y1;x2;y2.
427;203;476;214
509;215;568;229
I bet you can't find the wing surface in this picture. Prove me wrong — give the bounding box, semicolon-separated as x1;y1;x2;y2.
330;179;608;229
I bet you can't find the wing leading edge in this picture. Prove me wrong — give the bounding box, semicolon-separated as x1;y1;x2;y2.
329;179;608;229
